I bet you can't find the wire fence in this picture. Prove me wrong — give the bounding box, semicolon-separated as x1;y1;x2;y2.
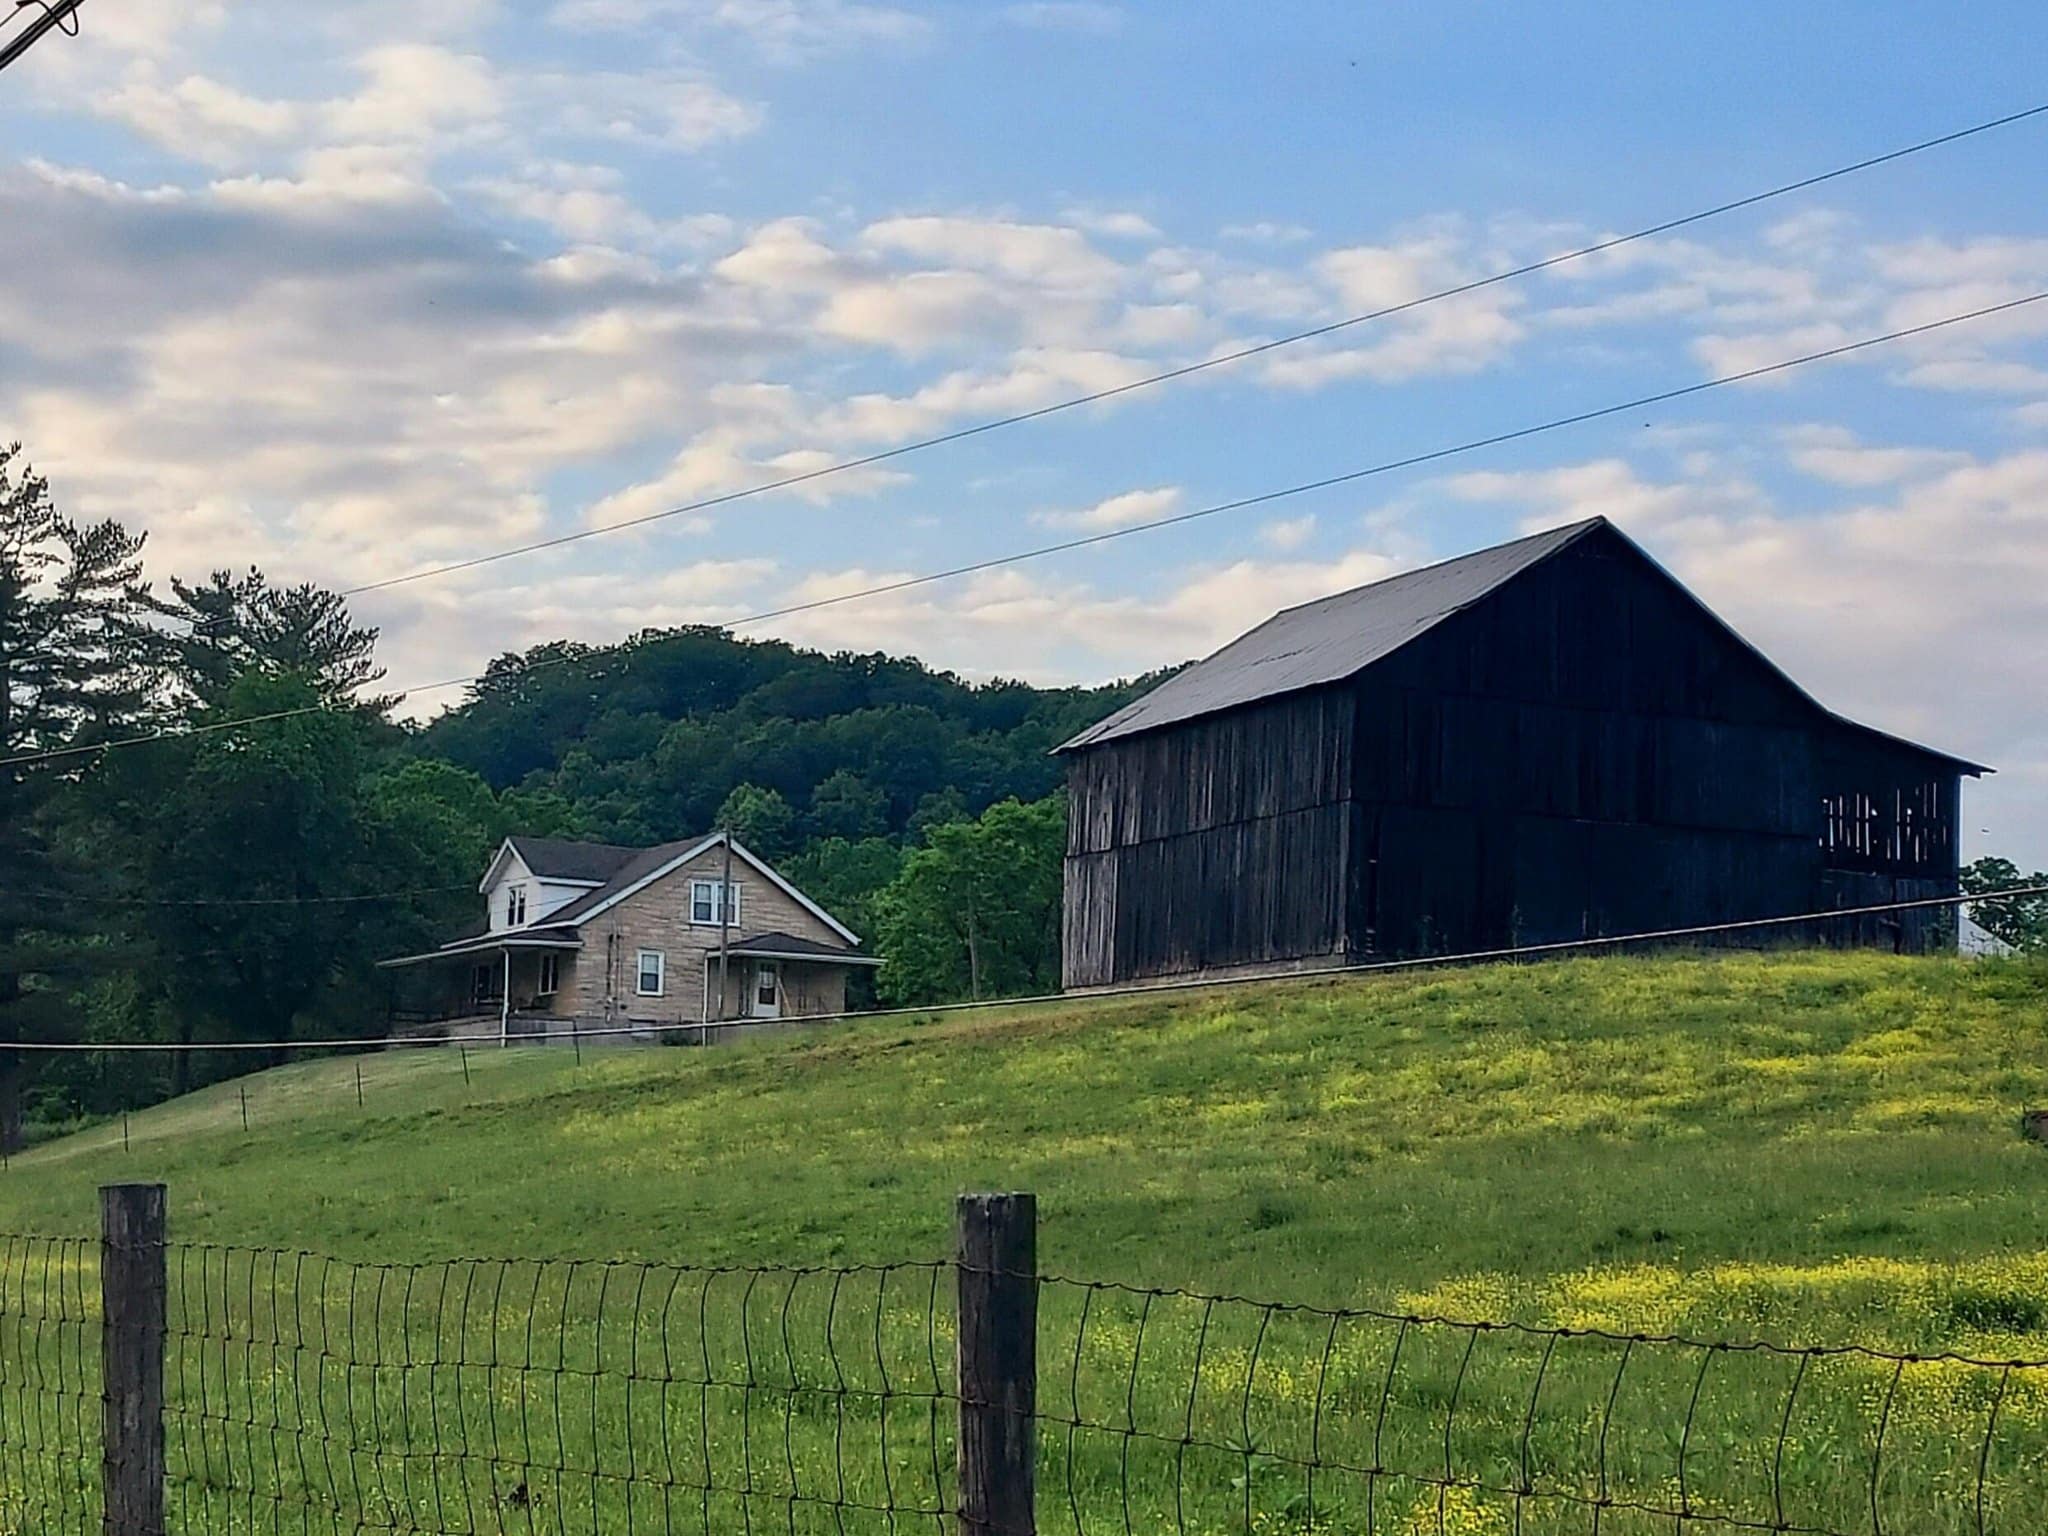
3;1192;2046;1535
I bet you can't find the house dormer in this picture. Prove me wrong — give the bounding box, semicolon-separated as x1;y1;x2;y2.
478;835;640;931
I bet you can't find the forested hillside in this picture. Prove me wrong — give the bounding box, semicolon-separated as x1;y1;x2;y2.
416;626;1150;850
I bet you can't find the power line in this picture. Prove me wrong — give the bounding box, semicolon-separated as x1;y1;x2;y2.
333;99;2048;598
13;882;475;907
3;286;2040;772
0;0;84;74
8;885;2039;1054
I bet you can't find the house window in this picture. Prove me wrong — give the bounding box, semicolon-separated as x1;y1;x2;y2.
505;885;527;925
689;879;740;926
636;949;665;996
537;953;560;996
755;963;778;1009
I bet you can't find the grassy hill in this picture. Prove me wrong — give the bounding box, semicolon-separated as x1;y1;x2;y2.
6;950;2048;1534
9;949;2048;1317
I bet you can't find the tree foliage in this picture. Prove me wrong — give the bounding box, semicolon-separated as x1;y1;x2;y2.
873;797;1065;1006
1961;856;2048;951
0;442;161;1147
420;626;1154;847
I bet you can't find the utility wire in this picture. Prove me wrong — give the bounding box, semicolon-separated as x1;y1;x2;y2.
3;287;2040;772
11;882;476;907
333;100;2048;598
8;885;2040;1054
0;0;84;74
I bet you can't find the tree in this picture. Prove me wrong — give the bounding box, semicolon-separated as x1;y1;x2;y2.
160;567;390;712
0;442;160;1149
906;787;968;842
108;673;381;1085
781;837;905;949
717;782;796;857
808;769;889;841
1962;857;2048;951
873;796;1064;1006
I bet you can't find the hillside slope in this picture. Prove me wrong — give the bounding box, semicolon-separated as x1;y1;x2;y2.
7;950;2047;1341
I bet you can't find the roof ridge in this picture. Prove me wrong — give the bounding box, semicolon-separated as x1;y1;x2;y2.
1267;516;1606;623
1057;518;1607;753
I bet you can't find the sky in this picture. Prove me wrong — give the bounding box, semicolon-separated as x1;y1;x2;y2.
2;0;2046;864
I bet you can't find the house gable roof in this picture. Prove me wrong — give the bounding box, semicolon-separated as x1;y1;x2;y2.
1057;516;1990;775
503;835;640;884
542;832;864;946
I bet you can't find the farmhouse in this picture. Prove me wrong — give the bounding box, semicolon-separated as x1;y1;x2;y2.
378;832;879;1040
1056;517;1988;989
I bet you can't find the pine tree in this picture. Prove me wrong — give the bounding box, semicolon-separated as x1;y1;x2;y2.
161;567;392;712
0;443;160;1149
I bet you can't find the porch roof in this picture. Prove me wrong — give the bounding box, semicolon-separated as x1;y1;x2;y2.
376;926;584;969
723;931;883;966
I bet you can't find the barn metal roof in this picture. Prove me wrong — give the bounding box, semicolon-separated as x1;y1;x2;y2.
1058;519;1602;752
1056;517;1990;775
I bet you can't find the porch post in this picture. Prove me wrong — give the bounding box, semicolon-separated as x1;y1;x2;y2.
500;948;510;1046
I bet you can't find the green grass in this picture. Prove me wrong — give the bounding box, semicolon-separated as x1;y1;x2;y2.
3;949;2048;1533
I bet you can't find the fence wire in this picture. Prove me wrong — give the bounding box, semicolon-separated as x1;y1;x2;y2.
157;1245;957;1536
3;1237;2047;1535
1018;1271;2048;1536
0;1233;101;1531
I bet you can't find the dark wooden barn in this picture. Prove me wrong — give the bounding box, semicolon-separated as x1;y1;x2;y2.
1056;517;1988;989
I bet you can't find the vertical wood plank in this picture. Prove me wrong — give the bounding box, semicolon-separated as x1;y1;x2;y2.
100;1182;166;1536
956;1192;1036;1536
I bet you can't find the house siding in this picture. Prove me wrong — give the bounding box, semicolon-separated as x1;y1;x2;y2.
544;843;853;1026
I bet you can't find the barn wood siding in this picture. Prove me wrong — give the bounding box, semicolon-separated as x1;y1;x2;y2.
1062;690;1353;987
1061;522;1969;985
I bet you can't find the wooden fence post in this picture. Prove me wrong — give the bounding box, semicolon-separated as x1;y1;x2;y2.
956;1192;1035;1536
100;1183;166;1536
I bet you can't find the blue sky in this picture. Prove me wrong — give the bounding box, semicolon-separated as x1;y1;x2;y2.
4;0;2047;862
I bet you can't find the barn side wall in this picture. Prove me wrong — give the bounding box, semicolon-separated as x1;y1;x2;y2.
1062;689;1354;987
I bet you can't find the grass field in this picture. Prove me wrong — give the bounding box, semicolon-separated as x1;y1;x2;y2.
3;949;2047;1533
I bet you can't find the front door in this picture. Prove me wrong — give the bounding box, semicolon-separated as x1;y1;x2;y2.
750;961;781;1019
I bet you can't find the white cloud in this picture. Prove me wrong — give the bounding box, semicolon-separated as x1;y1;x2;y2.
1259;514;1316;551
761;547;1407;684
1690;321;1855;382
1219;221;1312;245
530;70;763;150
1062;207;1161;241
815;348;1155;444
1871;236;2048;289
1445;457;1763;538
546;0;927;57
1897;357;2048;395
584;433;910;530
1264;293;1524;388
94;70;306;167
1779;425;1968;488
326;43;503;143
816;270;1013;352
1031;486;1183;531
861;216;1124;292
